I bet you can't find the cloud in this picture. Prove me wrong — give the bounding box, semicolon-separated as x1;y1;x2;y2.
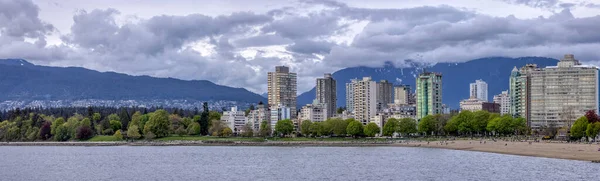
2;0;600;94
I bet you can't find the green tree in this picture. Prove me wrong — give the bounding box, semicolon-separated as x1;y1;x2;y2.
221;127;233;137
54;125;70;141
199;103;210;135
187;122;201;135
418;115;438;136
109;120;122;131
486;117;499;135
446;111;474;135
275;119;294;137
51;117;65;136
107;114;120;123
92;113;101;123
209;111;222;122
130;111;142;129
300;120;312;136
472;111;490;134
586;122;600;141
241;123;254;137
127;125;141;139
259;121;271;137
144;110;171;138
496;115;514;135
511;117;527;135
570;116;588;140
81;118;91;128
209;120;227;136
364;122;380;137
346;120;364;138
382;118;399;137
398;118;418;137
327;118;349;136
114;130;123;140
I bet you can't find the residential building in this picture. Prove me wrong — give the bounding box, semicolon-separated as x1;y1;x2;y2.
385;104;417;120
470;79;488;101
299;101;328;122
349;77;377;124
267;66;297;118
270;104;292;129
493;90;511;115
345;79;357;113
442;104;450;114
416;72;443;119
247;102;270;132
509;64;537;121
459;97;500;113
527;54;599;129
376;80;393;111
394;85;411;105
221;106;247;133
316;73;336;118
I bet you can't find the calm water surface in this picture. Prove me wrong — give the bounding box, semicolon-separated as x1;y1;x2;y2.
0;146;599;181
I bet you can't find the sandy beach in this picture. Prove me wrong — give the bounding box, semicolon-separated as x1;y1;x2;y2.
2;139;600;162
402;140;600;162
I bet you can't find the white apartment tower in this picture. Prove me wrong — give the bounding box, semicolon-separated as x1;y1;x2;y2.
470;79;488;101
493;90;510;115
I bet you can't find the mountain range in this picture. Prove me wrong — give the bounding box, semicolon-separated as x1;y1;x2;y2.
1;57;561;110
297;57;559;109
0;59;266;110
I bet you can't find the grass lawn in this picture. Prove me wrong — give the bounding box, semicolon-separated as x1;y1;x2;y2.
155;136;264;142
87;135;122;142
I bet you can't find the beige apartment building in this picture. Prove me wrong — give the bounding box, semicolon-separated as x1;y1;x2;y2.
267;66;297;118
347;77;377;124
527;54;599;129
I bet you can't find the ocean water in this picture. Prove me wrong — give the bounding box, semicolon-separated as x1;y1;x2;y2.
0;146;598;181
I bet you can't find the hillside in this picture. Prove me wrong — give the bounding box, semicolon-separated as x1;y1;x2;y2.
0;59;266;109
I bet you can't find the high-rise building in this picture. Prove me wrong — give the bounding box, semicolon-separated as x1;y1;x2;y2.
509;64;537;122
376;80;393;111
527;54;599;129
470;79;488;101
345;79;357;112
416;72;443;119
267;66;297;118
349;77;377;124
394;85;411;105
316;73;336;118
493;90;510;115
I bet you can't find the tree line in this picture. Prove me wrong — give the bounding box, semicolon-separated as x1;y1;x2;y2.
0;103;224;141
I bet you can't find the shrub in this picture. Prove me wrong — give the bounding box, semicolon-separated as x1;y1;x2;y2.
114;130;123;140
76;126;94;140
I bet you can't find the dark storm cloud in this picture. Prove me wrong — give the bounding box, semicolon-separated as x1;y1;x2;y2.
3;0;600;93
0;0;54;38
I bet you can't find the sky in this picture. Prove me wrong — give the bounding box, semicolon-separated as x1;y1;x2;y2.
2;0;600;94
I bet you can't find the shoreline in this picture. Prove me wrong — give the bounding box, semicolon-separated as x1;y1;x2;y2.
2;140;600;162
